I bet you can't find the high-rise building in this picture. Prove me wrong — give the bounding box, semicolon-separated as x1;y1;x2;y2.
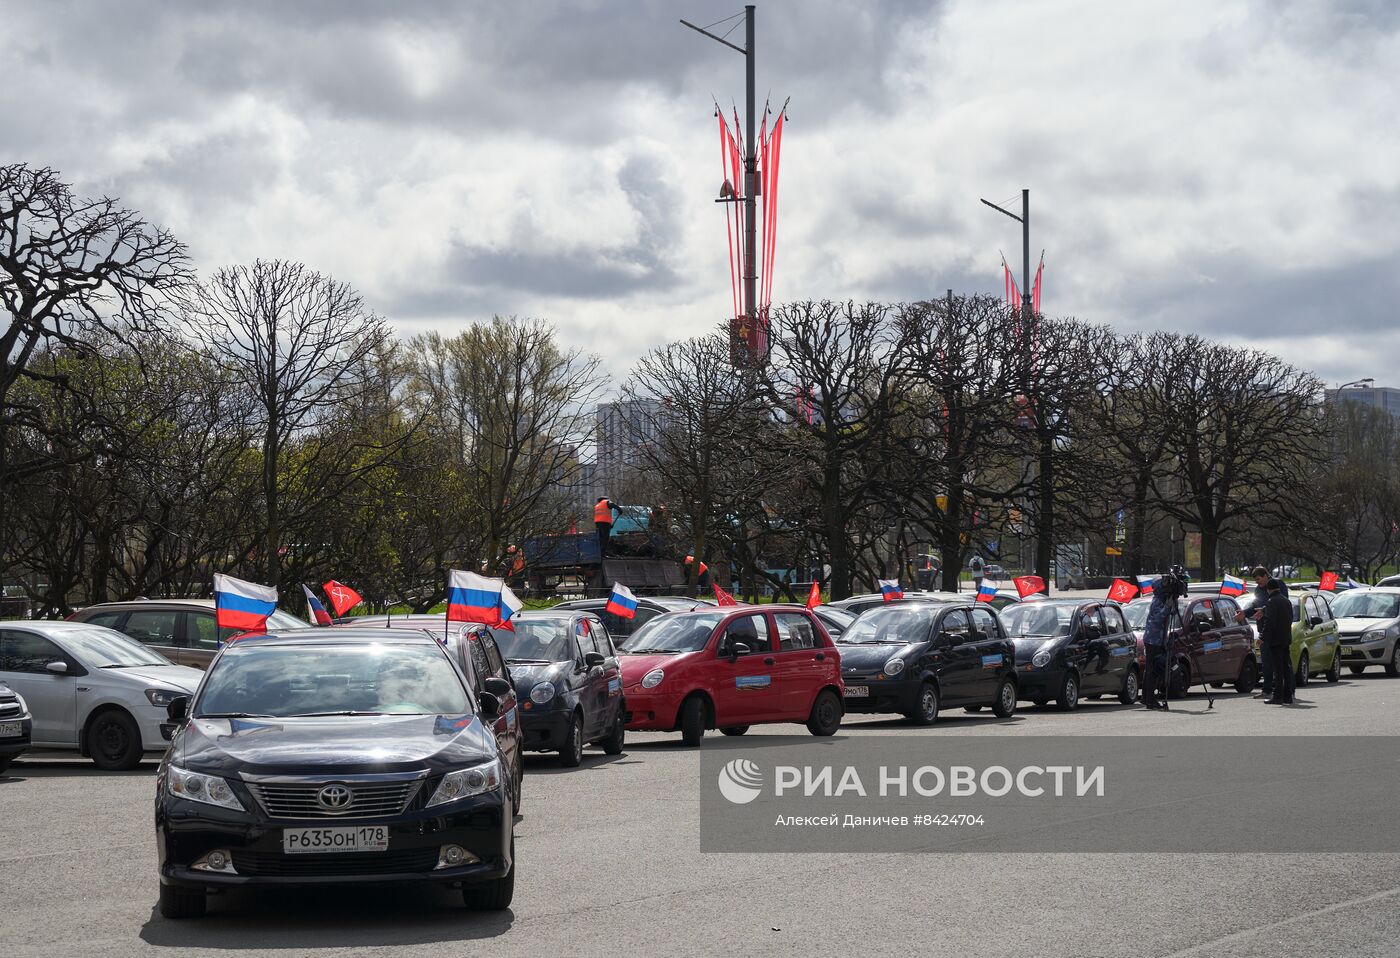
1326;385;1400;417
595;399;664;498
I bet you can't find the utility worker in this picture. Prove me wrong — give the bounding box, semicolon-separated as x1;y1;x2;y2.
684;555;710;587
593;496;616;559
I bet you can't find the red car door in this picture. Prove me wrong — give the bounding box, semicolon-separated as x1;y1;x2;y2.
769;610;833;718
708;612;782;725
1184;598;1228;683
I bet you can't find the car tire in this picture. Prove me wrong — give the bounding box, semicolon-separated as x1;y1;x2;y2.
89;708;143;771
905;682;940;726
1234;657;1259;695
1119;667;1141;705
1349;665;1366;675
1056;672;1079;711
1326;650;1341;683
806;690;842;736
1387;644;1400;677
463;838;515;911
1295;650;1309;687
720;726;750;736
992;677;1017;718
158;883;207;920
679;696;707;746
511;742;524;816
557;713;584;767
600;710;626;755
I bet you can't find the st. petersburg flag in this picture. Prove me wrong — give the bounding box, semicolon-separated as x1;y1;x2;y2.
976;581;999;603
214;573;278;634
302;584;332;626
605;583;639;620
879;579;903;601
447;570;505;625
1220;573;1246;597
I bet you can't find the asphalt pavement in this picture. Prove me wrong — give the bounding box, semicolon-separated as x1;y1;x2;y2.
3;672;1400;957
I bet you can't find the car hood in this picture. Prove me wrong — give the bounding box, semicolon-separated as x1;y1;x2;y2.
619;651;696;683
1336;617;1396;635
107;663;204;692
509;661;571;694
1012;636;1059;663
176;713;497;776
834;642;915;672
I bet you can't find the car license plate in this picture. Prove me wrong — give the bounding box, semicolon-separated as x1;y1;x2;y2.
0;721;21;739
845;685;869;697
282;825;388;854
1341;648;1358;657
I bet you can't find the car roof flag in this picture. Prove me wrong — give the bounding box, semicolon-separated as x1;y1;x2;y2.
975;581;998;603
879;579;903;601
1107;578;1139;602
1319;571;1338;592
497;583;523;631
806;581;821;609
1220;573;1246;597
214;573;277;635
605;583;639;620
1013;575;1045;599
302;584;332;626
322;580;362;617
447;570;505;625
713;582;739;606
1136;575;1158;596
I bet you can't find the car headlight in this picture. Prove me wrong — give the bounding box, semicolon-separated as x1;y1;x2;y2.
1031;649;1052;668
146;688;182;707
1362;629;1388;642
883;657;905;676
166;764;244;811
530;682;556;704
427;758;502;808
641;668;665;689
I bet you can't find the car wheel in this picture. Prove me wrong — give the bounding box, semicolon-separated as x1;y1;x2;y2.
89;708;143;771
511;742;524;816
720;726;750;736
905;681;940;726
1295;650;1309;687
1326;650;1341;683
1234;657;1259;695
1387;643;1400;677
806;690;842;736
601;710;626;755
679;696;707;747
158;883;207;920
557;713;583;767
992;677;1017;718
1056;672;1079;711
1119;667;1141;705
1349;665;1366;675
463;838;515;910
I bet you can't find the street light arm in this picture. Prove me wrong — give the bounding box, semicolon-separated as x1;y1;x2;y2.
980;198;1024;224
680;18;747;55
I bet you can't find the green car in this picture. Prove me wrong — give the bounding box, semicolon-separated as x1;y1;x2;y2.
1238;590;1342;685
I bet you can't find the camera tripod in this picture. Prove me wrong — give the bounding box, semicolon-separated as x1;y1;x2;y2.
1157;601;1215;711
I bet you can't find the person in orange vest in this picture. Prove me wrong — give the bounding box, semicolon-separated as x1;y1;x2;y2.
684;554;709;587
594;496;616;558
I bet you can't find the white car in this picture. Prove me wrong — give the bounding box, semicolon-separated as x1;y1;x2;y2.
1327;588;1400;676
0;620;204;769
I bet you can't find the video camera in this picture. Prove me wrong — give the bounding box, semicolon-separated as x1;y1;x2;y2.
1157;564;1190;601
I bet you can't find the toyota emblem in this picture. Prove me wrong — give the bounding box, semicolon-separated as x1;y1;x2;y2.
316;783;353;811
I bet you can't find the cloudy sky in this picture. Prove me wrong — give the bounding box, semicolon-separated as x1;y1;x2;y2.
6;0;1399;387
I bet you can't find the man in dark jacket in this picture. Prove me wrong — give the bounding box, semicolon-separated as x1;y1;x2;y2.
1238;565;1288;698
1259;578;1295;705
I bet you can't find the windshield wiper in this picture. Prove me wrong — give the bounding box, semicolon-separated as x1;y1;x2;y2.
101;663;152;669
197;712;274;719
288;711;387;717
506;658;552;664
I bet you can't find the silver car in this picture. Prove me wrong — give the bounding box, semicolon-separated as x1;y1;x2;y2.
1328;588;1400;676
69;599;307;670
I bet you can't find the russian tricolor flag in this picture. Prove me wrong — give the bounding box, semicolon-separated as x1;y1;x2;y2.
879;579;903;601
447;570;506;625
214;573;278;634
1137;575;1158;596
975;581;999;603
498;583;523;631
303;584;332;626
1220;573;1246;597
605;583;639;620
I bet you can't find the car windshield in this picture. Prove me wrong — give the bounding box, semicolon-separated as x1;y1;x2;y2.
267;610;309;630
1122;601;1151;629
490;619;574;662
839;606;934;645
60;627;171;667
620;612;724;653
1001;603;1077;638
195;642;469;717
816;607;855;630
1330;592;1400;620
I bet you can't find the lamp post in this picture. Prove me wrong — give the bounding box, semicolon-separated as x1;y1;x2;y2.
979;189;1031;325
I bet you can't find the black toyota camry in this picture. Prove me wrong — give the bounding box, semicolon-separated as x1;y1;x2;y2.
155;629;514;918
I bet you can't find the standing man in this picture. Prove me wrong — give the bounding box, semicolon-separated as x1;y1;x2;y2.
593;495;616;559
1237;565;1288;698
1140;581;1172;710
1260;577;1295;705
969;555;985;593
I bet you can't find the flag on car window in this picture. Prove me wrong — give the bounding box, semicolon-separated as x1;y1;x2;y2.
713;582;739;606
322;580;363;617
879;579;903;601
447;570;507;625
1220;574;1246;597
1013;575;1045;599
1346;576;1362;589
1136;574;1158;596
214;573;277;635
497;583;523;631
806;581;821;609
1107;578;1139;602
1319;571;1338;592
302;585;332;626
975;581;998;603
606;583;639;619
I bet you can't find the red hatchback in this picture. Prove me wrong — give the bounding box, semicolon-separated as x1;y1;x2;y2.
618;605;844;745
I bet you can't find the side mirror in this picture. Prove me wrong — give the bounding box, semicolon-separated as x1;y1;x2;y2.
478;692;500;719
45;660;69;675
483;676;512;697
584;651;605;669
728;641;751;662
166;696;190;723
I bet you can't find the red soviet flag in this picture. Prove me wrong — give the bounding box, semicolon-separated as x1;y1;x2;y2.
1013;575;1045;599
1319;571;1338;592
713;583;739;607
1106;578;1139;603
323;580;363;617
806;581;821;609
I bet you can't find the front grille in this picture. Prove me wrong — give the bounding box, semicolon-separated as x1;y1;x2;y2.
0;703;20;719
232;848;439;876
243;776;425;820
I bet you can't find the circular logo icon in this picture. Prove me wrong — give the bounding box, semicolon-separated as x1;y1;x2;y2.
717;758;763;805
316;783;354;811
